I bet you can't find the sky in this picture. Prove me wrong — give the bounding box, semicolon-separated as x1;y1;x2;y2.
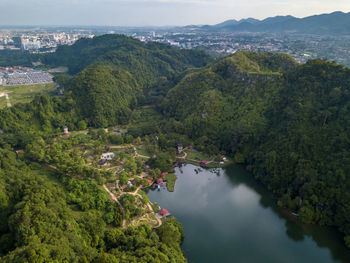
0;0;349;26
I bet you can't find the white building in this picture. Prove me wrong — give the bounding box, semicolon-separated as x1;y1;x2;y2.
101;152;115;161
63;126;69;135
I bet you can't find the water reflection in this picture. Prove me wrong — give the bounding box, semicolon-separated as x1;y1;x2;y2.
147;164;350;263
224;165;350;263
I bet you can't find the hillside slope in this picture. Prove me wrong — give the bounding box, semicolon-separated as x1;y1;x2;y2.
0;147;186;262
162;51;297;144
41;34;212;86
163;51;350;247
69;64;140;127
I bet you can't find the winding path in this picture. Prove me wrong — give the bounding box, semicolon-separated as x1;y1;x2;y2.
120;185;162;227
103;183;162;228
147;203;162;227
177;150;218;164
0;92;11;107
133;147;150;159
103;184;127;229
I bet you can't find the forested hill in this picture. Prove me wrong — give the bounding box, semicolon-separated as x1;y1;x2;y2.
39;34;212;128
41;34;212;85
162;51;350;247
162;51;297;136
69;64;140;127
1;35;350;259
0;35;213;136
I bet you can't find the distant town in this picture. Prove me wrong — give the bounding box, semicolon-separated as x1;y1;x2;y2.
131;30;350;66
0;28;95;53
0;26;350;67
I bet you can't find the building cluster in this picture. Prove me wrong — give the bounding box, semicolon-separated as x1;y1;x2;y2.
131;30;350;67
1;26;350;67
0;66;53;86
0;31;95;53
0;36;20;50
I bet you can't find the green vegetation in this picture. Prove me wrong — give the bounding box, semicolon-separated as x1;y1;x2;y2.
0;129;187;262
70;64;140;127
219;50;297;74
147;151;176;172
41;34;212;105
185;150;212;161
0;50;33;67
163;52;350;248
0;95;79;140
42;34;211;75
0;83;56;108
165;174;177;192
1;33;350;261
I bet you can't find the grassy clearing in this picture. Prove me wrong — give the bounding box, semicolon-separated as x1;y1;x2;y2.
0;83;56;108
136;145;151;157
186;150;211;161
0;96;6;107
165;173;177;192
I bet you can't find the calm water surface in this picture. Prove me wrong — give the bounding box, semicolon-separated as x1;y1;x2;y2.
147;164;350;263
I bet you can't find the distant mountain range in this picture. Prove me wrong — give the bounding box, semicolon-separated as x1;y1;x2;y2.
199;11;350;35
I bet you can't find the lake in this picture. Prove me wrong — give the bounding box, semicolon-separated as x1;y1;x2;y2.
147;164;350;263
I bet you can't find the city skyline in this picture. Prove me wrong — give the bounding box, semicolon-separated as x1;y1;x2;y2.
0;0;349;26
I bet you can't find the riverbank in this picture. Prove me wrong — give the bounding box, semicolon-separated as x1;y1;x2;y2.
176;148;234;168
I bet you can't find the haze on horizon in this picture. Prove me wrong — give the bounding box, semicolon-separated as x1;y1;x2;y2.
0;0;349;27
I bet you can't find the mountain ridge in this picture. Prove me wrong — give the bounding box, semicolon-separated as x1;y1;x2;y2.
199;11;350;35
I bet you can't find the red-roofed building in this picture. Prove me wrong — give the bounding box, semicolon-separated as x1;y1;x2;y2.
200;161;208;167
156;178;163;184
161;172;167;177
159;208;169;216
15;149;24;154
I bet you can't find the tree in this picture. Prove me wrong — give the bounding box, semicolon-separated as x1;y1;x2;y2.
25;137;46;161
156;218;184;247
78;120;87;130
124;135;133;144
109;134;124;145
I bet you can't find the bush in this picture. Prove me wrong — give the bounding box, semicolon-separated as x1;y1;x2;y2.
234;153;245;164
78;120;87;130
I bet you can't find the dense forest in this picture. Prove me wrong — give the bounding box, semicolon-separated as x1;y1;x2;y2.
162;51;350;248
42;34;211;75
0;146;186;262
1;34;350;262
0;50;33;67
69;64;140;127
41;34;212;104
